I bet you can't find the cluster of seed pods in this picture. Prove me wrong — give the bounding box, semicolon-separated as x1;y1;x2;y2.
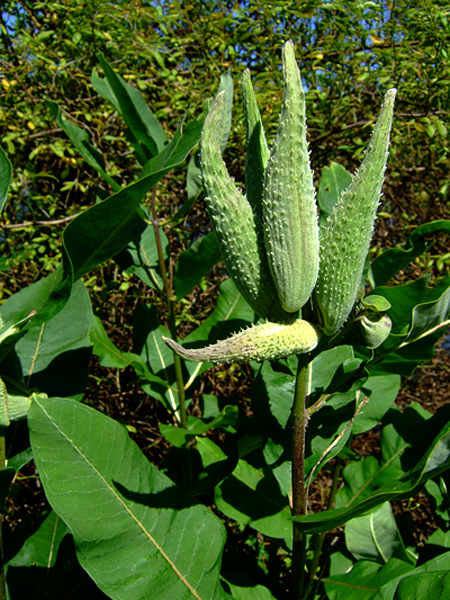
165;41;396;363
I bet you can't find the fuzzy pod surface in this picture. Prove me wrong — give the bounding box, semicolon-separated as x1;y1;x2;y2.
314;89;397;336
163;319;320;363
200;91;293;323
262;40;319;313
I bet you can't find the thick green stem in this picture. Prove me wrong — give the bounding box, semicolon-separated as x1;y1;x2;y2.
0;429;6;600
305;460;342;600
291;357;310;600
150;186;187;429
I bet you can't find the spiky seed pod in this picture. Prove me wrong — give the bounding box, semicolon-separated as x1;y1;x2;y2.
262;40;319;313
163;319;320;363
242;69;270;217
200;91;293;323
314;89;397;336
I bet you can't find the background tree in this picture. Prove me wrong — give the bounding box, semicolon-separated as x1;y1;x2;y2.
1;1;449;291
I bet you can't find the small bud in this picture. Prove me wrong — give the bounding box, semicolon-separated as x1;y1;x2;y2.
358;313;392;349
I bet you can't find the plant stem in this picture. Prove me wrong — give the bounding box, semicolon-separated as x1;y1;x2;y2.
150;186;187;429
291;357;310;600
0;429;6;600
305;460;342;600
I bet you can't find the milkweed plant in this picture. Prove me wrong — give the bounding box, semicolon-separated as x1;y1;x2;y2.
0;40;450;600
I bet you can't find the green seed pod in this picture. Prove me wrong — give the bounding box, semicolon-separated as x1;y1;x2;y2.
262;40;319;313
241;68;270;217
314;89;396;335
358;313;392;349
200;91;293;323
163;319;320;363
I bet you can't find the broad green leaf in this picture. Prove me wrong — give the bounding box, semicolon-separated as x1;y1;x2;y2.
12;283;92;398
318;162;352;224
46;100;120;192
382;403;434;470
91;68;121;112
0;265;72;340
227;583;277;600
15;280;93;398
425;528;450;551
368;273;450;373
138;115;202;182
215;458;292;543
293;419;450;534
160;406;238;448
0;143;12;213
305;398;355;479
114;217;169;290
63;118;201;280
7;510;68;568
406;276;450;342
90;315;139;369
305;347;360;477
372;552;450;600
251;360;294;454
394;570;450;599
371;275;434;339
175;233;222;300
308;345;366;401
345;502;414;565
0;313;37;370
354;375;401;434
97;55;168;159
361;295;392;312
89;316;167;387
0;348;23;399
324;558;414;600
6;532;109;599
369;221;450;288
252;353;356;470
190;437;237;497
28;396;229;600
6;447;33;471
336;424;409;510
367;330;443;377
132;303;179;414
